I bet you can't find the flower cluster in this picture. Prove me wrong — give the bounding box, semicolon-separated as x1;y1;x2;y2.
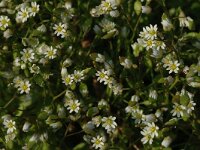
90;0;120;17
0;0;199;149
16;2;40;23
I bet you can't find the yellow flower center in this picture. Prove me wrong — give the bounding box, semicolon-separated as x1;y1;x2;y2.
22;84;28;90
170;64;177;70
147;40;152;46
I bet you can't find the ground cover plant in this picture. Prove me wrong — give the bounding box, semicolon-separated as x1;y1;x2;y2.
0;0;200;149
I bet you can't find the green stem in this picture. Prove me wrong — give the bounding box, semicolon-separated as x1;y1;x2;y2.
53;89;67;101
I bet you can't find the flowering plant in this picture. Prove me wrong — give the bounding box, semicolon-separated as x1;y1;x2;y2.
0;0;200;149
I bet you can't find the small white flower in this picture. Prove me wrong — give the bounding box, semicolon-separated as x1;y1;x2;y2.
73;70;84;83
141;130;153;145
186;100;196;114
155;40;166;50
112;83;123;95
98;99;109;108
96;69;109;84
62;74;73;86
21;48;35;63
149;90;158;100
132;109;145;124
67;100;80;113
102;116;117;133
29;2;40;17
142;6;151;14
3;29;13;39
18;80;31;94
96;54;105;63
30;64;40;74
5;133;16;143
44;46;57;59
53;23;67;38
143;39;155;50
22;121;31;132
171;103;186;117
91;135;105;149
13;76;23;88
144;122;159;138
131;95;140;102
166;60;180;74
125;105;139;114
4;120;16;134
29;133;40;142
17;8;30;23
120;58;132;69
92;116;102;127
161;18;173;31
140;24;158;40
162;136;172;148
0;16;10;29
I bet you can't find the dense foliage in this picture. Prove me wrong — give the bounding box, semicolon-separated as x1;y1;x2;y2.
0;0;200;149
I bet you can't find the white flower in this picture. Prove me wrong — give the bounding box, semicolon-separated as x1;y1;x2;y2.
171;103;186;117
53;23;67;38
29;134;40;142
44;46;57;59
96;69;109;84
132;109;145;124
149;90;158;100
142;6;151;14
13;76;23;88
17;8;30;23
5;133;16;143
3;29;13;39
143;39;155;50
92;116;102;127
4;120;16;134
21;48;35;63
98;99;109;108
67;100;80;113
141;130;153;145
155;40;166;50
144;122;159;138
62;74;73;86
162;136;172;148
125;105;139;114
186;100;196;114
29;2;40;17
73;70;84;83
64;1;72;9
140;24;158;40
30;64;40;74
0;16;10;29
22;121;31;132
179;16;193;28
166;60;180;74
96;54;105;63
18;80;31;94
112;83;123;95
131;95;140;102
161;18;173;31
102;116;117;133
91;135;105;149
140;122;159;145
120;58;132;69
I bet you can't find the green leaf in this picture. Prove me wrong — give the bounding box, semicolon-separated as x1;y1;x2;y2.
33;75;45;87
180;93;190;106
73;143;87;150
86;107;99;117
